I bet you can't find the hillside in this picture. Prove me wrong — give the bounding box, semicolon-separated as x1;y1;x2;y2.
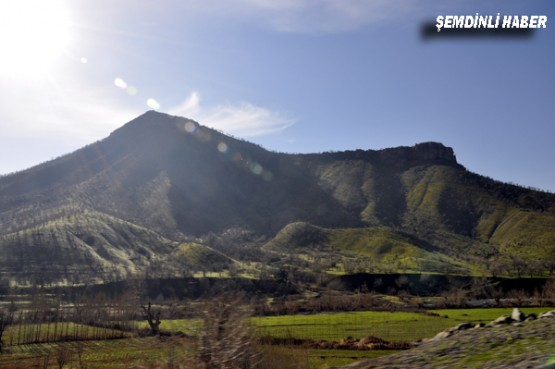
332;313;555;369
0;111;554;284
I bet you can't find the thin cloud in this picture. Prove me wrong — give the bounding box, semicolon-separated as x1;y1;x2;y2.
173;91;201;116
174;0;420;34
169;92;295;137
247;0;404;33
202;102;295;137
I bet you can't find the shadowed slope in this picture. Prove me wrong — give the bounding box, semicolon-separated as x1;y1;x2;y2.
0;111;553;282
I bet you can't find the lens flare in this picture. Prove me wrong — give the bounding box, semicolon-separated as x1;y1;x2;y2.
185;122;196;133
251;163;263;175
217;142;229;153
147;98;160;110
114;78;127;89
126;86;138;96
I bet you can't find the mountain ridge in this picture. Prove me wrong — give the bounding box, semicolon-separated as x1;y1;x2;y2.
0;111;553;284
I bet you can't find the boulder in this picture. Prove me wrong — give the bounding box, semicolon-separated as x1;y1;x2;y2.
355;341;368;350
454;322;473;331
525;313;537;321
511;308;526;322
431;330;452;340
539;311;555;319
491;315;513;325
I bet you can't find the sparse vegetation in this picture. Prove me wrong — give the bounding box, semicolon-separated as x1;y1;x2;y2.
0;114;554;285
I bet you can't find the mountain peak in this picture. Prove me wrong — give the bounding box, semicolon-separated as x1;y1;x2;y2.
1;112;554;284
112;110;182;134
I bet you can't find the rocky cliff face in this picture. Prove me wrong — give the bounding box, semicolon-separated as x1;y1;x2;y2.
372;141;460;170
412;142;457;163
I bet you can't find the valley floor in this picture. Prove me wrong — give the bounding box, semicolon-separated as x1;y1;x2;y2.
1;308;554;369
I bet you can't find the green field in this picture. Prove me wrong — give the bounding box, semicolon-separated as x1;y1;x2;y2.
431;307;547;323
0;338;192;369
259;345;394;369
3;322;127;346
251;307;548;343
0;308;550;369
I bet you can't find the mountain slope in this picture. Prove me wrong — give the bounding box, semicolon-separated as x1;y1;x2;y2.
0;111;553;283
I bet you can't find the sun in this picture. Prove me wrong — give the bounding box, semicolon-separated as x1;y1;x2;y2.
0;0;71;76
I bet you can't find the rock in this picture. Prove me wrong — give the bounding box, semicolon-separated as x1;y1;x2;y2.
539;311;555;319
525;313;537;321
454;322;473;331
412;142;457;163
491;316;513;325
339;338;352;345
431;330;452;340
355;341;368;350
511;308;526;322
474;323;485;329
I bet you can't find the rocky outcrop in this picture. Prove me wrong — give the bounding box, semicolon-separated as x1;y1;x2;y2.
539;311;555;319
429;308;548;342
511;308;526;322
412;142;458;163
331;309;555;369
489;315;513;326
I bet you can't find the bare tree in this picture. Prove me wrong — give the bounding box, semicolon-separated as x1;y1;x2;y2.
507;289;529;307
141;302;161;336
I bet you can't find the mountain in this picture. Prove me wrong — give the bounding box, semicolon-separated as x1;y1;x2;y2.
0;111;554;285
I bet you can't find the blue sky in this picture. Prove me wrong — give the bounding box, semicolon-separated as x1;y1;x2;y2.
0;0;554;192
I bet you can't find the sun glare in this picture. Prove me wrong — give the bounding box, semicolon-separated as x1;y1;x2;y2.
0;0;71;76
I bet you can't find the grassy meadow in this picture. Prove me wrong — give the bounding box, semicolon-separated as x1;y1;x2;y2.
1;307;550;368
252;307;548;343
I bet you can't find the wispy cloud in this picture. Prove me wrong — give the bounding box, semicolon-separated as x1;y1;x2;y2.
248;0;408;33
169;92;295;137
174;0;419;34
173;91;201;116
